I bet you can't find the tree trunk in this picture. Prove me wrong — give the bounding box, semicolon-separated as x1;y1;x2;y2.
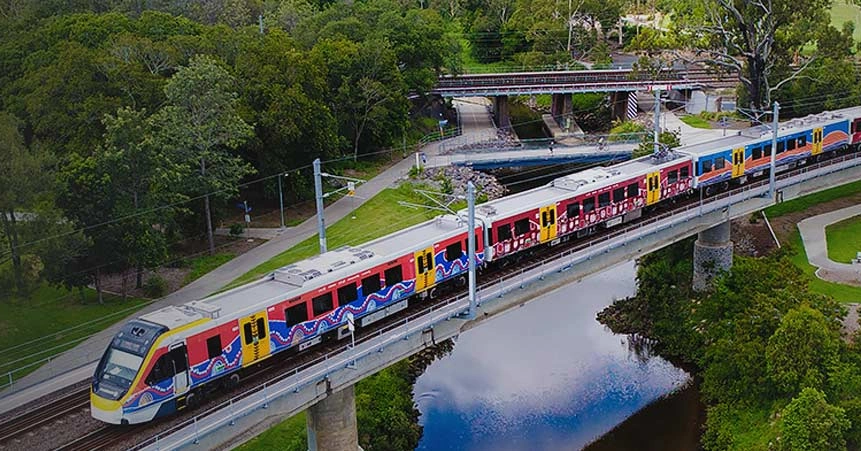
94;267;104;305
201;157;215;254
2;209;24;294
121;271;128;301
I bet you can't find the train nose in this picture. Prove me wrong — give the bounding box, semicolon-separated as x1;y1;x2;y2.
90;391;124;424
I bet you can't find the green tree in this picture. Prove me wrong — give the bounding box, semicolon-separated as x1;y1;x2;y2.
767;305;841;395
152;54;255;254
780;387;850;451
0;112;54;294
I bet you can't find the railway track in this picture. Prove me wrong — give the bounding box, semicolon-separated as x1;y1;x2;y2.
4;150;857;450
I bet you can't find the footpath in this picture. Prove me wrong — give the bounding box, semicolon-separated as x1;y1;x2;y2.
798;204;861;286
0;100;495;413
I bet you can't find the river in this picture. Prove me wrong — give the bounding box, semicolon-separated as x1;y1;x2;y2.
413;261;704;451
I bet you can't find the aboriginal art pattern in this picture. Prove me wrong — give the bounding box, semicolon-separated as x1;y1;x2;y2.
434;250;486;280
123;378;173;413
189;335;242;384
270;281;416;350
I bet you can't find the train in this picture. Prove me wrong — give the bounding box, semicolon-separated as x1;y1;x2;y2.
91;106;861;424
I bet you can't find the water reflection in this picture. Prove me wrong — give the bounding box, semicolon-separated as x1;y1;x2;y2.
414;261;691;451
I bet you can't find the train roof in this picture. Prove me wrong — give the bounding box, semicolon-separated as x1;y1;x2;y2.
137;209;468;335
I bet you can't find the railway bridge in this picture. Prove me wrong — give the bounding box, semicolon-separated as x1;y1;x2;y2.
432;68;737;129
126;153;861;451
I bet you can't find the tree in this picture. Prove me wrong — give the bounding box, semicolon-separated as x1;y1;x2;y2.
152;54;254;254
780;387;850;451
0;112;54;294
676;0;831;118
767;305;841;395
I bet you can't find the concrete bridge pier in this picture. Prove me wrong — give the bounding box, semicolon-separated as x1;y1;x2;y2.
692;219;733;291
306;384;361;451
551;93;573;129
493;95;511;131
610;91;630;122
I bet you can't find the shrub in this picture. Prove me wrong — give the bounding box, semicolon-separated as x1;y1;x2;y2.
143;275;167;298
229;223;244;237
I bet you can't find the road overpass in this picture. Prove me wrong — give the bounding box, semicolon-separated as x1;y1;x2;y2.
130;153;861;451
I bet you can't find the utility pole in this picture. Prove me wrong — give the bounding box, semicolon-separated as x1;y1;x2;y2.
313;158;327;253
258;14;264;34
769;102;780;200
467;181;477;319
653;89;661;155
278;173;285;229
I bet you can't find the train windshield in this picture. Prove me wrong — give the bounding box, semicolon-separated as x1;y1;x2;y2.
95;346;143;398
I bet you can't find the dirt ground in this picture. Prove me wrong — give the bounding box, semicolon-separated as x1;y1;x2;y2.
99;235;266;299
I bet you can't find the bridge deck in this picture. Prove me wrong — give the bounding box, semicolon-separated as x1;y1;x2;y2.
427;143;636;169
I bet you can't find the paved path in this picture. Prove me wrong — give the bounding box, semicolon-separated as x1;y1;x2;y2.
0;99;498;413
798;204;861;287
661;109;727;145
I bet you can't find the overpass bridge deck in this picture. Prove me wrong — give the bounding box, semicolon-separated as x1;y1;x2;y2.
134;152;861;451
427;142;637;169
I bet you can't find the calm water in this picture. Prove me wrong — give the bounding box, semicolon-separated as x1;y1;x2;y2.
414;261;700;451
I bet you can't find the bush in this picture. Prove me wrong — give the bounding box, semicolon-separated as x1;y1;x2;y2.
143;275;167;298
608;120;647;142
229;223;244;237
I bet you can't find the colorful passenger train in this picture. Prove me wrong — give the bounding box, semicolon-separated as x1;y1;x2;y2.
91;106;861;424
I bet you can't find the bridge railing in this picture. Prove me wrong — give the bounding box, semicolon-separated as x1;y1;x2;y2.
131;151;861;451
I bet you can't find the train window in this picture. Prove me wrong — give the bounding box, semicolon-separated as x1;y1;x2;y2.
714;158;725;170
312;293;334;317
567;202;580;218
170;346;188;374
680;166;689;178
598;192;610;208
445;242;462;261
752;147;762;160
613;188;626;203
206;335;222;360
514;218;530;235
145;354;172;385
764;143;772;156
256;318;266;340
627;183;639;197
384;266;403;286
362;275;381;295
243;323;253;345
777;141;785;154
702;160;713;173
417;255;425;272
583;197;596;213
337;283;358;305
497;224;512;242
787;138;796;151
668;170;678;184
285;303;308;327
798;135;806;147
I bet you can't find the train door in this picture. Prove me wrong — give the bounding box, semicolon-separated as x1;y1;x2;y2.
731;147;745;178
539;204;557;242
169;343;190;396
646;172;661;205
240;312;271;366
812;128;823;155
414;247;435;291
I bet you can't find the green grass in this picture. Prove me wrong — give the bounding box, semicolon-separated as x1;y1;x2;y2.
237;412;307;451
831;0;861;43
0;285;148;383
764;179;861;217
784;230;861;303
825;215;861;264
227;183;439;289
680;115;712;129
183;253;236;285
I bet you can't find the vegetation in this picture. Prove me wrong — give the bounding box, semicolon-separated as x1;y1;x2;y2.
608;120;647;142
183;253;236;285
783;231;861;303
679;115;711;129
599;239;861;450
764;179;861;217
825;215;861;264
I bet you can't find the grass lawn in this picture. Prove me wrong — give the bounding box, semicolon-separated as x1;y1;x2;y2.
825;215;861;264
183;253;236;285
237;412;307;451
680;115;712;129
764;179;861;217
784;230;861;303
227;183;440;289
831;0;861;43
0;286;149;385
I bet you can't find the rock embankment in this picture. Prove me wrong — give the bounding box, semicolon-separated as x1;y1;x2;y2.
407;165;507;201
